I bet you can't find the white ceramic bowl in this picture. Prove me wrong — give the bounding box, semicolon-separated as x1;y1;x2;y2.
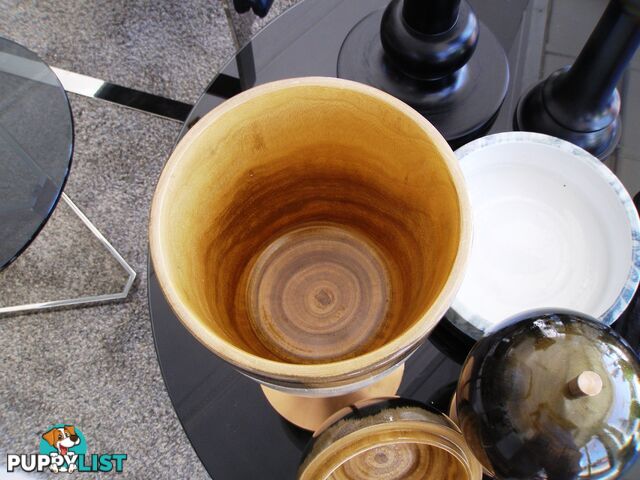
450;132;640;339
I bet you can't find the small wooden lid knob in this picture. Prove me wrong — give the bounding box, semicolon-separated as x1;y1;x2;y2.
568;371;603;398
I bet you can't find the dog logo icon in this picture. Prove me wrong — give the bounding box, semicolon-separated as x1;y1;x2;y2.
41;425;81;473
7;423;126;474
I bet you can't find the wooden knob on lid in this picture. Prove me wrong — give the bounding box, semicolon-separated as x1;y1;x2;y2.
568;371;603;398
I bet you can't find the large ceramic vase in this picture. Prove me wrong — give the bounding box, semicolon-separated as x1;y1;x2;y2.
149;77;470;430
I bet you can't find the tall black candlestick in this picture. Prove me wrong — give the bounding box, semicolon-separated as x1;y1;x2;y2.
515;0;640;158
338;0;509;148
402;0;461;35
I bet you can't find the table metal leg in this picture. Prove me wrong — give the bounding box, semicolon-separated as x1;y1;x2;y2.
0;193;136;315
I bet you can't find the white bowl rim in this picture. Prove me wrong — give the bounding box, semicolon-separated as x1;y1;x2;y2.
451;131;640;337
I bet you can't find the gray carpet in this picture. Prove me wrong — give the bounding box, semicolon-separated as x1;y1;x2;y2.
0;95;197;478
1;0;303;103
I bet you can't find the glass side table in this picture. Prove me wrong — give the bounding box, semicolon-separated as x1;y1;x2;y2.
0;37;135;315
0;37;72;270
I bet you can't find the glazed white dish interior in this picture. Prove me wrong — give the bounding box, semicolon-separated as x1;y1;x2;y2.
451;132;640;339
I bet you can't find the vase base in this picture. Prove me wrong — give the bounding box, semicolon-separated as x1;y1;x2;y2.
261;364;405;432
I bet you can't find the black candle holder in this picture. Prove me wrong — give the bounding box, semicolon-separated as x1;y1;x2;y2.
515;0;640;159
338;0;509;148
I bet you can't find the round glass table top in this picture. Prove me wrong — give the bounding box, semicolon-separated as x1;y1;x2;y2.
0;37;73;271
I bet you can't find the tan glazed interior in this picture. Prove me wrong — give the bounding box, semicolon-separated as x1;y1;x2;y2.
298;403;483;480
303;427;477;480
298;413;482;480
150;77;470;388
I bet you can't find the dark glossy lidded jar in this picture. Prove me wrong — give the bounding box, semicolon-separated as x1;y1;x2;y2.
456;311;640;479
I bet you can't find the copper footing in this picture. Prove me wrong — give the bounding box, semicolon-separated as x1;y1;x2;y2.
261;365;405;431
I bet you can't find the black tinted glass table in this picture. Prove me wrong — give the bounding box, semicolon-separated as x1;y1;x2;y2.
0;37;73;271
148;1;640;478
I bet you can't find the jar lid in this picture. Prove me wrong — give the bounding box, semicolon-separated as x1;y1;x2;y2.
456;311;640;479
299;398;483;480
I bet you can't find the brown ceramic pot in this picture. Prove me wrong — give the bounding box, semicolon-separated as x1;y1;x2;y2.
149;77;470;395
